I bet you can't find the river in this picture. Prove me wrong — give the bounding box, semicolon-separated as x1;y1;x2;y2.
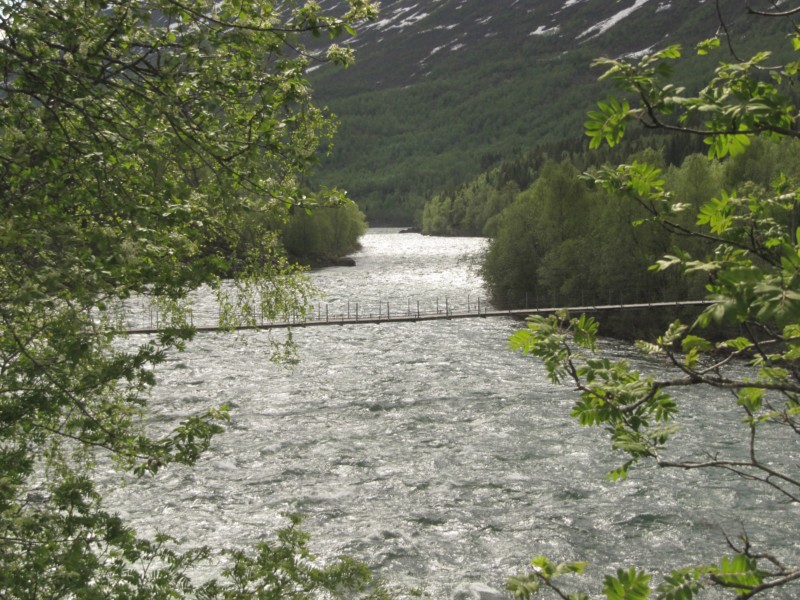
107;229;797;598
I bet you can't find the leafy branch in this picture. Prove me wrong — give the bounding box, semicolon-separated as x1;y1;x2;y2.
513;7;800;595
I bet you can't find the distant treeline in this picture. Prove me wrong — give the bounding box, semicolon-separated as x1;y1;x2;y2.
420;135;800;323
421;130;707;237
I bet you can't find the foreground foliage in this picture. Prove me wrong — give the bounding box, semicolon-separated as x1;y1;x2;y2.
509;3;800;598
0;0;387;597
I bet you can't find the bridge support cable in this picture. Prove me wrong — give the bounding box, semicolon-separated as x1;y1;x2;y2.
119;298;715;335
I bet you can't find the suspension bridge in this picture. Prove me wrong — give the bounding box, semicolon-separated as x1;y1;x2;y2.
123;297;714;335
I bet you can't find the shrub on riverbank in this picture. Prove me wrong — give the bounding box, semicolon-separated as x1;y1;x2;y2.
281;198;368;265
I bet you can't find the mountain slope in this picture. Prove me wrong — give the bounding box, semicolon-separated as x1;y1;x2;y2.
309;0;772;224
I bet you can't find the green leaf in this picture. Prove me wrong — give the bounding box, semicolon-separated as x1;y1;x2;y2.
706;133;751;159
651;255;682;272
697;191;734;233
635;340;664;355
607;460;635;481
716;554;765;594
736;388;764;412
697;37;721;56
681;335;713;353
719;337;754;352
656;568;707;600
585;98;632;149
507;576;541;599
603;567;651;600
657;44;682;60
572;314;599;349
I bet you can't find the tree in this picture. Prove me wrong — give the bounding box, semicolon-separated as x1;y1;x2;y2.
0;1;389;597
481;157;680;311
281;198;367;262
508;2;800;598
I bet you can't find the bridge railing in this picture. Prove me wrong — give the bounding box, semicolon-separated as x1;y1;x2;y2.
304;294;492;322
117;293;496;333
116;289;711;333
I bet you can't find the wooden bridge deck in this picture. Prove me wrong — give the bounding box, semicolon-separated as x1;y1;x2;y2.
125;300;714;335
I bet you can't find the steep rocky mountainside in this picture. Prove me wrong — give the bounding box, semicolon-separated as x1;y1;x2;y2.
321;0;720;87
309;0;770;223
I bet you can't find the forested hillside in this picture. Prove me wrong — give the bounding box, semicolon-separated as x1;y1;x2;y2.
309;0;787;224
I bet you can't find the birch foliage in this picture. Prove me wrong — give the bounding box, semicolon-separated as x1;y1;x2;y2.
509;3;800;598
0;1;389;597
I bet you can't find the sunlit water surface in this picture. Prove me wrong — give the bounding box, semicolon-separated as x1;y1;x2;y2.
106;229;798;598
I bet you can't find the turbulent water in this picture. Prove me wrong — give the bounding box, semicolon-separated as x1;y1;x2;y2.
106;229;797;598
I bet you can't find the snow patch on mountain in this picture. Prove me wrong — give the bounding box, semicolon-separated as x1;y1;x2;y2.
626;43;657;58
577;0;654;40
531;25;560;36
369;4;430;32
356;0;674;49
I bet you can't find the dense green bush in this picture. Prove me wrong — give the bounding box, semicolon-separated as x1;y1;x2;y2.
480;157;681;308
281;199;368;263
